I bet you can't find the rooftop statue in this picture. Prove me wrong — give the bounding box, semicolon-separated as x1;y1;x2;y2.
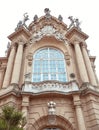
44;8;51;20
23;13;29;25
68;16;75;29
15;13;29;30
75;18;81;30
7;42;11;49
68;16;81;30
33;14;38;22
58;15;63;21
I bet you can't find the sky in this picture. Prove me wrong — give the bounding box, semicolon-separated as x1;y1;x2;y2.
0;0;99;78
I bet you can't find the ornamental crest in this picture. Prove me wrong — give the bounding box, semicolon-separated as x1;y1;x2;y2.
30;25;66;43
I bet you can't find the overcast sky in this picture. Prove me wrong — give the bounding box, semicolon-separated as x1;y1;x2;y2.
0;0;99;78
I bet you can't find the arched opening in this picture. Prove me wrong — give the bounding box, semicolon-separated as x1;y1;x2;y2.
28;115;74;130
43;128;61;130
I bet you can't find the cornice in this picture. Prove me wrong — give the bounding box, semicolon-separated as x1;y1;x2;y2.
8;27;31;41
66;27;89;41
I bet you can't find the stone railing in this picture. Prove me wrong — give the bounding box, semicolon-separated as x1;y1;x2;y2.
22;80;79;93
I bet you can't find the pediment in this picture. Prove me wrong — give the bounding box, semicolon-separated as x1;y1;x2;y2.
29;15;68;32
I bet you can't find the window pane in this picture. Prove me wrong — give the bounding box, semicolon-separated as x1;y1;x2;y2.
32;48;67;82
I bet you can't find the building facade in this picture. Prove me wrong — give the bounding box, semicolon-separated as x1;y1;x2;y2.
0;9;99;130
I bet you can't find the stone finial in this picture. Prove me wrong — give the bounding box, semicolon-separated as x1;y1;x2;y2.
58;15;63;21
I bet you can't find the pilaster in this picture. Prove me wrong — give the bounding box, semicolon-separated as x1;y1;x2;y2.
22;95;29;122
73;94;86;130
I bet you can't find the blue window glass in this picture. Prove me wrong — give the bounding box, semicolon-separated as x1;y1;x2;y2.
32;48;67;82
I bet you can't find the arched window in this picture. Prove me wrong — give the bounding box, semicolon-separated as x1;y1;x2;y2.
32;48;67;82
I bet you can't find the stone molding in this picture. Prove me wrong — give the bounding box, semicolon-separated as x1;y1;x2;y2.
22;80;79;94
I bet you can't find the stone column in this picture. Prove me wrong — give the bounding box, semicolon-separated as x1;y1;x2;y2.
74;41;89;82
81;44;97;86
2;45;16;88
73;95;86;130
11;42;23;84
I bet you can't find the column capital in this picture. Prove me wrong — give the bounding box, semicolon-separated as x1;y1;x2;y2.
81;41;87;48
71;39;82;46
10;44;17;50
70;35;84;45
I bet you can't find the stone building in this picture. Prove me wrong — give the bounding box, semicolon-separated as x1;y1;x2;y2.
0;9;99;130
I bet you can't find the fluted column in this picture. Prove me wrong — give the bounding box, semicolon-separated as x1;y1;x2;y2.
11;42;23;84
2;45;16;88
82;44;97;86
74;41;89;82
73;95;86;130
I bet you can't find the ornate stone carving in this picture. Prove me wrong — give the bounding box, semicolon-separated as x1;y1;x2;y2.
68;16;75;29
75;18;81;30
27;53;33;66
30;25;66;43
65;52;70;65
48;101;56;124
44;8;51;20
48;101;56;115
22;80;79;93
15;13;29;30
68;16;81;30
33;15;38;22
24;73;31;82
58;15;63;21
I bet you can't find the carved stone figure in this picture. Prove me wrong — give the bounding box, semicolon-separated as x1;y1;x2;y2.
23;13;29;25
68;16;75;29
44;8;51;20
15;13;29;30
48;101;56;115
7;42;11;49
68;16;81;30
75;18;81;30
33;15;38;22
58;15;63;21
16;20;23;29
